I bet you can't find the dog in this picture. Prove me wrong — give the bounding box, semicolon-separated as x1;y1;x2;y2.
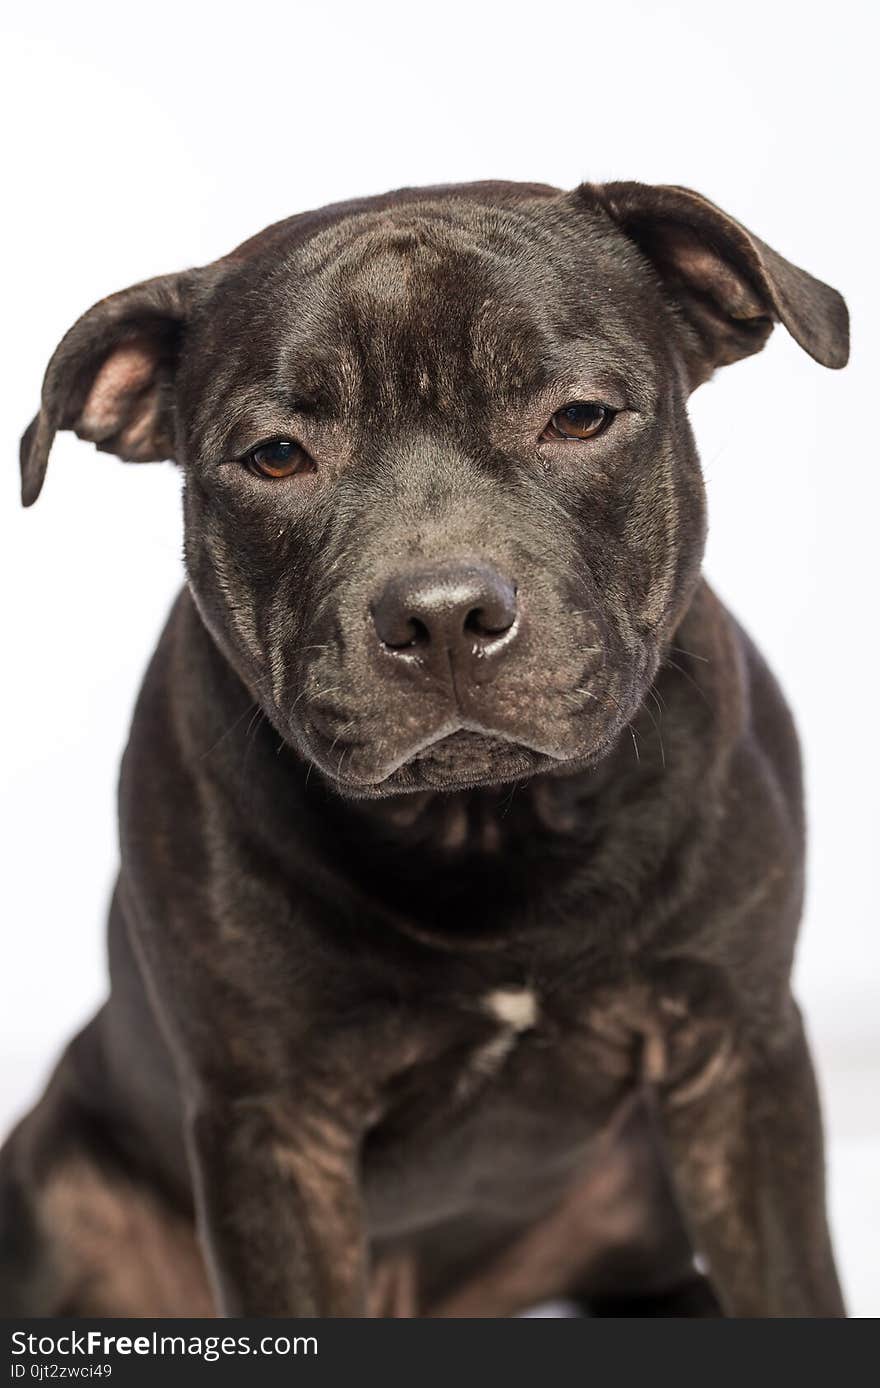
3;179;849;1317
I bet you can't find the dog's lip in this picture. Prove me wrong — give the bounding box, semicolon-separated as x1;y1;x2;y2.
327;723;570;789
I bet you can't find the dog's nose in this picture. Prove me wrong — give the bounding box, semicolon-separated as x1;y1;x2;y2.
372;560;518;670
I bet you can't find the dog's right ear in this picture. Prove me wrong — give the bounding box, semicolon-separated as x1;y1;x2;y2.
19;268;205;506
582;182;849;387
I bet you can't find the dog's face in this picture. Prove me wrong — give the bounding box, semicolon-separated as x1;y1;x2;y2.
179;194;710;795
21;182;848;796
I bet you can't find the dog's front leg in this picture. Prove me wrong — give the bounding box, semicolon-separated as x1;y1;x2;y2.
654;999;844;1317
187;1095;367;1317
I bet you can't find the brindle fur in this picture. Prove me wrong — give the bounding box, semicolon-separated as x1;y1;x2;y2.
4;180;849;1316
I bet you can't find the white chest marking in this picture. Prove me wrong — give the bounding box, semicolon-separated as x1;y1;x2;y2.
458;987;540;1094
483;987;539;1032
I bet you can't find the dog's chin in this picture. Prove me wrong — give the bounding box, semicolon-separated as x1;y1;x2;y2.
307;728;609;800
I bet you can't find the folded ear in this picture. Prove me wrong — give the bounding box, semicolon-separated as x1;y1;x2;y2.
19;268;203;506
583;182;849;386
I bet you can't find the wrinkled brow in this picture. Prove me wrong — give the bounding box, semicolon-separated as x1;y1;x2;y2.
190;339;661;462
533;338;660;413
187;276;663;460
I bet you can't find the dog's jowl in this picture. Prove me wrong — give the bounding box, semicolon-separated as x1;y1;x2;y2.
3;180;849;1316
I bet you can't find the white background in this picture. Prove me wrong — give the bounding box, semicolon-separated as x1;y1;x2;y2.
1;0;877;1316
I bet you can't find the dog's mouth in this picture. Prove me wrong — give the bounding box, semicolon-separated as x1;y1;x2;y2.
295;665;645;797
297;665;637;799
402;729;555;786
307;723;584;798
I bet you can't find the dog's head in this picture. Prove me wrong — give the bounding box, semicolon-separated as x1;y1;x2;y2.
21;181;848;796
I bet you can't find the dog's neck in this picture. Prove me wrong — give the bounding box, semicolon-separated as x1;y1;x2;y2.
365;774;583;847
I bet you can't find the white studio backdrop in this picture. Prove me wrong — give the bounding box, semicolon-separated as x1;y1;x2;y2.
1;0;877;1315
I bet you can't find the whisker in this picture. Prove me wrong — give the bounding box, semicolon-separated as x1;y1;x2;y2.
670;644;710;664
629;727;641;763
328;719;357;763
290;682;343;715
239;709;268;803
641;692;666;769
245;706;265;740
664;657;711;706
600;687;642;767
199;701;258;760
649;684;667;712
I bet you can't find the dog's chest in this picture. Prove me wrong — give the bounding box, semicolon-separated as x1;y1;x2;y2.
382;975;643;1115
361;976;642;1234
365;956;738;1241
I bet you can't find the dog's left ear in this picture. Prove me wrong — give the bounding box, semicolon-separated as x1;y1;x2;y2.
584;182;849;385
19;268;206;506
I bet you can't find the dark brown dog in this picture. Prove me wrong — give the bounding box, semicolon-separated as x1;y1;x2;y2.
3;180;849;1317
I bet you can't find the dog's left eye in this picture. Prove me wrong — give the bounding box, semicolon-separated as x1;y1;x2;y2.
541;401;614;441
244;438;315;479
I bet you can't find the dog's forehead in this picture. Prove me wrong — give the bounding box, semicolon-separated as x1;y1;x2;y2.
186;196;664;449
287;205;653;410
297;212;566;406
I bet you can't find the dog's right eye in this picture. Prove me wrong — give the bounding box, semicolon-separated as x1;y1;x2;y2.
541;401;614;442
244;438;315;479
